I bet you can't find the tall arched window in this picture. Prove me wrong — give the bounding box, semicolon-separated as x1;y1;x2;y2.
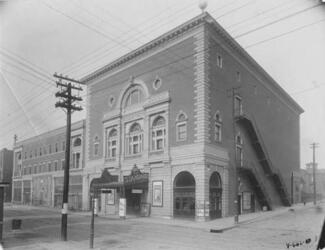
106;128;118;159
126;123;143;155
124;88;144;108
215;111;222;142
93;136;99;157
176;111;187;141
151;116;166;151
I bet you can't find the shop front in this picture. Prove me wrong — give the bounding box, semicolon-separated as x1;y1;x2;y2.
174;171;196;218
90;166;149;217
123;166;149;216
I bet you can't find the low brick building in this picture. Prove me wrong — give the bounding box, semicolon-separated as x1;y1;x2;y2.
81;12;303;221
12;120;85;210
0;148;13;202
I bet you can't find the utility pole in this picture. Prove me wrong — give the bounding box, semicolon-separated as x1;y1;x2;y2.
228;86;241;224
310;142;319;205
291;172;294;205
54;73;84;241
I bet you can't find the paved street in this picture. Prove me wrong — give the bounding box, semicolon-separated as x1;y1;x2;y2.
2;203;324;250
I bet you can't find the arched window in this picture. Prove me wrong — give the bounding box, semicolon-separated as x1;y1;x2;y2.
151;116;166;151
176;111;187;141
215;111;222;142
93;136;99;157
234;95;242;116
236;134;243;166
124;88;144;108
106;128;118;159
126;123;143;155
73;138;82;147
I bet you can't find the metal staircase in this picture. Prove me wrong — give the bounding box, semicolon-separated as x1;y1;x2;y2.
237;162;272;210
235;112;291;207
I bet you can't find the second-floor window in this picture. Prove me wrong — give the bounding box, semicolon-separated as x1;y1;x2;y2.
72;152;81;169
94;136;99;156
126;123;143;156
61;159;65;170
106;128;118;159
151;116;166;151
54;161;58;171
176;112;187;142
217;54;223;68
234;95;242;116
215;111;222;142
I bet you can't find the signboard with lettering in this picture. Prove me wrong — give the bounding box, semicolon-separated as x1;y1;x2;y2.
132;189;143;194
119;198;126;218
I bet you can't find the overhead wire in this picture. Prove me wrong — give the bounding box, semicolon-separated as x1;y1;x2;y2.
244;17;325;48
57;0;245;76
234;2;321;38
71;0;257;78
2;0;322;146
56;1;197;74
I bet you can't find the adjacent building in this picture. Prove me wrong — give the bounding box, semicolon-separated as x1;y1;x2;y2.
0;148;13;202
12;120;85;210
81;12;303;221
300;163;325;202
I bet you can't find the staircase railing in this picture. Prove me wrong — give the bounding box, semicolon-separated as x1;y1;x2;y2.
235;111;291;206
237;160;273;210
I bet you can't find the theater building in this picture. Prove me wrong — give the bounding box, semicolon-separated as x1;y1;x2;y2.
82;12;303;221
12;120;85;210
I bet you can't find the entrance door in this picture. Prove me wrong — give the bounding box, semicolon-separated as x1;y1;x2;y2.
174;171;196;218
209;172;222;219
209;191;221;219
125;189;141;215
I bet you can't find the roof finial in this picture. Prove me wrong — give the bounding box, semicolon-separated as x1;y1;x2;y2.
198;0;207;13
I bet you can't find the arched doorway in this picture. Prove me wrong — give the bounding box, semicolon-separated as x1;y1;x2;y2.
174;171;195;218
209;172;222;219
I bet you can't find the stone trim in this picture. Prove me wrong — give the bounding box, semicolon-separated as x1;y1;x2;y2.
193;26;211;144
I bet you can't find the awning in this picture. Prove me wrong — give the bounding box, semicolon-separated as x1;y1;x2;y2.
90;165;149;192
90;169;118;192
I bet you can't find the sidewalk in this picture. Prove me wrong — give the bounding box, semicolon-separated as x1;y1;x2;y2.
98;202;317;232
5;202;318;232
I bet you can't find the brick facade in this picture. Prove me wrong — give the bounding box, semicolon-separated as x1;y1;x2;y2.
12;120;85;210
81;12;302;221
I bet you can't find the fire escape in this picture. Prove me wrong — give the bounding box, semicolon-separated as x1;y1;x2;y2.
237;160;273;210
235;111;291;207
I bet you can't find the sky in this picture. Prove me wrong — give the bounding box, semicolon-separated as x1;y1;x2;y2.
0;0;324;169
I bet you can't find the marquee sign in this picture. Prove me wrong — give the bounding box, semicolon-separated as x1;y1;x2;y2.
123;165;149;186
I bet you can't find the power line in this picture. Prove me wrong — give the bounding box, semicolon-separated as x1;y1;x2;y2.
41;1;135;51
2;2;322;150
213;0;256;20
57;2;197;74
225;0;304;31
0;49;54;82
62;2;249;76
245;17;325;48
0;70;45;146
234;3;321;38
0;47;52;75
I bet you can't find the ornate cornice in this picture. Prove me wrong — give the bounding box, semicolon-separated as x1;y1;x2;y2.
81;13;207;83
82;12;303;114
